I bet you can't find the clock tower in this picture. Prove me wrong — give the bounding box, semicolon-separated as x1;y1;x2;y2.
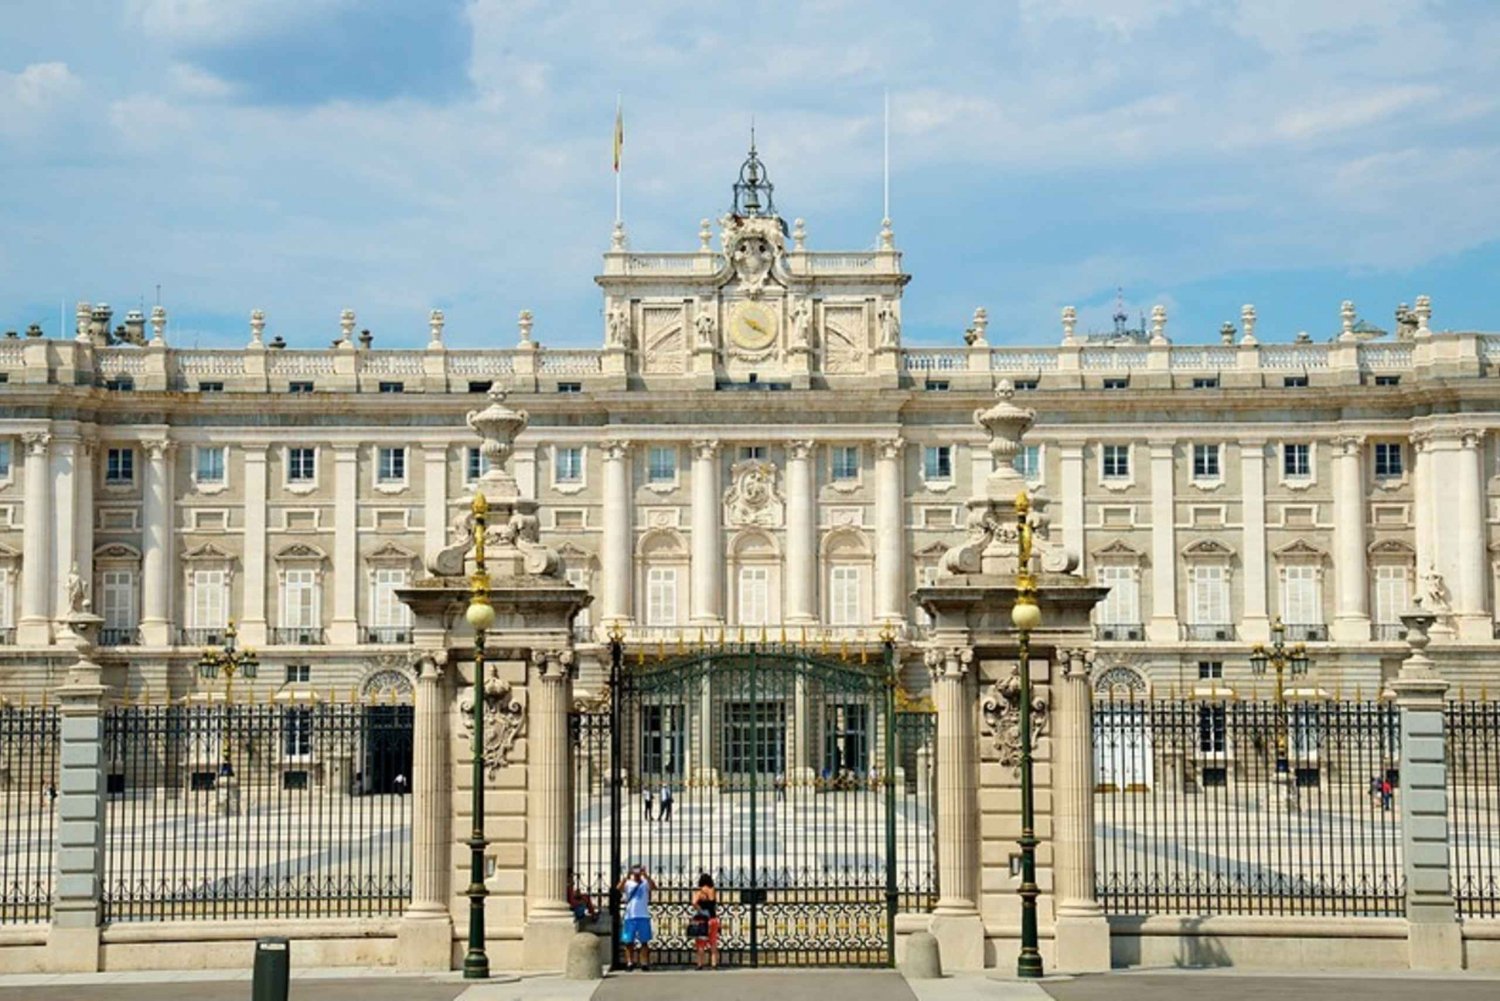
596;140;910;389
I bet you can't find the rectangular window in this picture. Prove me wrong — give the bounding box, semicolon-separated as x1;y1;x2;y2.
1198;660;1224;680
831;446;860;481
1198;705;1227;753
377;446;406;484
923;445;953;482
555;447;583;484
282;708;313;757
829;566;861;625
466;447;491;483
1283;564;1321;624
1102;444;1130;479
640;703;685;776
557;381;582;394
1013;379;1039;391
370;568;411;627
738;566;769;625
195;446;226;485
1192;444;1221;480
1374;375;1400;387
1192;377;1219;390
723;701;786;776
1374;442;1403;478
198;381;224;393
192;569;228;629
1095;566;1139;625
1013;444;1041;481
1283;443;1311;478
468;381;492;394
100;570;136;630
288;381;315;394
824;703;870;773
1284;375;1309;388
287;447;316;483
0;441;10;479
105;447;135;484
285;664;311;684
1103;377;1129;390
1191;565;1230;624
647;446;677;483
377;381;404;394
282;568;319;629
1373;565;1409;625
927;380;950;392
646;567;677;626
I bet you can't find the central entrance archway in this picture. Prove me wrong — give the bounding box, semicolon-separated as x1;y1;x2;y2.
574;638;936;968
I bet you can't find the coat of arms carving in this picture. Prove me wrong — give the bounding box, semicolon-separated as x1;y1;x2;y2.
724;459;783;529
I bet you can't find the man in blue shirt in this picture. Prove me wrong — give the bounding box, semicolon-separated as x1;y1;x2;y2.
617;864;658;971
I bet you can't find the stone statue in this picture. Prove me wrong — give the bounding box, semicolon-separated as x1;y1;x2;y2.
1418;566;1452;613
606;306;631;349
694;310;717;349
65;562;89;613
790;299;813;350
878;304;901;348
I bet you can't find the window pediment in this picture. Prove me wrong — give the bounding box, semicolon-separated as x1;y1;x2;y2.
1368;539;1415;560
1182;538;1236;561
1273;538;1326;562
637;527;688;560
275;542;328;564
0;542;22;565
821;526;872;560
182;542;236;566
1092;538;1143;562
366;541;420;568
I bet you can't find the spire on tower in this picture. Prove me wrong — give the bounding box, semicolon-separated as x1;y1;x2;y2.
732;127;782;226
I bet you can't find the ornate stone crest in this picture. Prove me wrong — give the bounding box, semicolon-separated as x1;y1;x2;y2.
459;664;525;777
721;215;786;298
724;459;783;529
981;664;1050;772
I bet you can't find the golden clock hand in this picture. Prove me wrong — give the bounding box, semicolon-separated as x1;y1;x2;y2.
746;317;766;334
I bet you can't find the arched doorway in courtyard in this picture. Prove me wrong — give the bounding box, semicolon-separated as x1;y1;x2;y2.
573;638;936;968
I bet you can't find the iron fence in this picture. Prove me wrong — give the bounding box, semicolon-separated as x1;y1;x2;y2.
0;705;59;923
1095;696;1404;916
1446;700;1500;917
101;701;412;922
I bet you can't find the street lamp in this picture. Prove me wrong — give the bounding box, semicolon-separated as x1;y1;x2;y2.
1249;616;1311;773
196;620;259;775
1012;492;1044;980
462;492;496;980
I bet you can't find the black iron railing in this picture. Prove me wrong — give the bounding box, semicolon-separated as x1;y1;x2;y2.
99;628;141;647
0;628;15;646
100;702;412;922
0;706;59;923
1447;700;1500;918
363;627;412;645
1094;696;1404;917
179;628;228;647
1282;622;1329;642
1373;623;1407;642
1094;624;1144;642
1181;623;1236;642
271;628;327;646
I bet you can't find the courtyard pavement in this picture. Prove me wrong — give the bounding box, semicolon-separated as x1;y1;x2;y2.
1;968;1499;1001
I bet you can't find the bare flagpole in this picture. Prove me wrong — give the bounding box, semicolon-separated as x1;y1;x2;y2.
883;88;890;222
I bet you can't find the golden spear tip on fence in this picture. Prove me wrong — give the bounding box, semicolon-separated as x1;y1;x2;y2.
760;624;768;645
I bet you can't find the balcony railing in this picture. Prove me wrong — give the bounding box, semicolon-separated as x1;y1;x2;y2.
178;628;228;647
1095;624;1145;642
364;627;412;645
98;627;141;647
572;622;596;643
1373;623;1407;642
0;627;14;646
1182;623;1237;642
1282;622;1329;642
271;627;327;646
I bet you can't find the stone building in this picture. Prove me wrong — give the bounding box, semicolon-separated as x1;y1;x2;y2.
1;147;1498;704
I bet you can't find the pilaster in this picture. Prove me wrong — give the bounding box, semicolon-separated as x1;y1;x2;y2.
1147;440;1178;642
240;445;269;647
1454;428;1488;638
523;647;578;970
330;445;359;644
690;439;722;624
138;437;175;647
1331;434;1370;643
398;645;454;970
874;438;905;623
50;432;80;625
73;436;95;619
18;430;53;644
924;641;984;971
600;439;633;625
1239;439;1269;642
422;445;449;571
1058;440;1086;578
785;439;817;623
1051;649;1109;973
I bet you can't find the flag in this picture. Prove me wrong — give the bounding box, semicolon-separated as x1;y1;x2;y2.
613;100;623;173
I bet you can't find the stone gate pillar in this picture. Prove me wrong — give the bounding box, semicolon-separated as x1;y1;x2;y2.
1051;648;1110;972
523;647;578;967
397;644;453;970
924;642;984;970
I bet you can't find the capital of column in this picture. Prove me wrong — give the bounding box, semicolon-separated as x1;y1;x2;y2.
600;438;632;462
142;437;175;462
875;437;904;461
1148;439;1176;459
21;431;51;455
333;443;359;459
531;648;577;682
242;442;269;463
1459;427;1487;450
408;648;448;681
923;645;973;681
691;439;721;460
1061;648;1094;681
1411;430;1433;453
1331;434;1366;458
787;439;816;461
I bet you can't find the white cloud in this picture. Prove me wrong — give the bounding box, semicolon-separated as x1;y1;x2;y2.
126;0;349;47
2;62;80;108
167;62;236;99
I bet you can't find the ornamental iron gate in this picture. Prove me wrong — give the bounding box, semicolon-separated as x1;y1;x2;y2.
573;638;937;968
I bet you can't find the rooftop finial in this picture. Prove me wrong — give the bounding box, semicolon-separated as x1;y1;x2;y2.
732;127;780;222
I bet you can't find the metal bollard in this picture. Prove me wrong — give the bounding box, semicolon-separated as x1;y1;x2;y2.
251;937;290;1001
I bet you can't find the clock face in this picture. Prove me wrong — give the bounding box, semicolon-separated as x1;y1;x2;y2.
730;301;779;351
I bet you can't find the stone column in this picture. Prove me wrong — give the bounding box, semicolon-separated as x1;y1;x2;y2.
1059;440;1086;576
330;445;359;644
1392;610;1461;969
1147;440;1178;642
240;445;269;647
73;437;95;624
600;439;633;625
785;439;818;624
398;646;454;970
18;431;53;644
1239;439;1270;642
1455;429;1488;638
1412;433;1435;585
1051;649;1110;972
690;439;722;624
875;438;905;624
422;445;448;571
46;655;106;972
1331;434;1370;642
50;434;79;625
924;643;983;970
139;437;175;647
523;647;578;968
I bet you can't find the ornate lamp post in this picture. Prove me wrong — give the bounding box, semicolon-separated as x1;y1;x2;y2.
1012;493;1044;979
1249;616;1311;773
462;492;496;980
195;621;259;774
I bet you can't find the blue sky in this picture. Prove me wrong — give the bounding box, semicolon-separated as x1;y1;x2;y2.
2;0;1498;349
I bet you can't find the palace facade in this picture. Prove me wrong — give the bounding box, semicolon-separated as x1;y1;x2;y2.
3;150;1499;701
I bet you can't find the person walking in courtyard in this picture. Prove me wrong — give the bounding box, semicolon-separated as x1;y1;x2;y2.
643;785;654;821
690;871;721;970
617;864;658;971
659;781;673;823
775;772;786;802
1380;775;1394;811
1369;775;1381;809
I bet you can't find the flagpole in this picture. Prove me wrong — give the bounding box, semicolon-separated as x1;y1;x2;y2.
614;94;623;226
882;89;890;221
